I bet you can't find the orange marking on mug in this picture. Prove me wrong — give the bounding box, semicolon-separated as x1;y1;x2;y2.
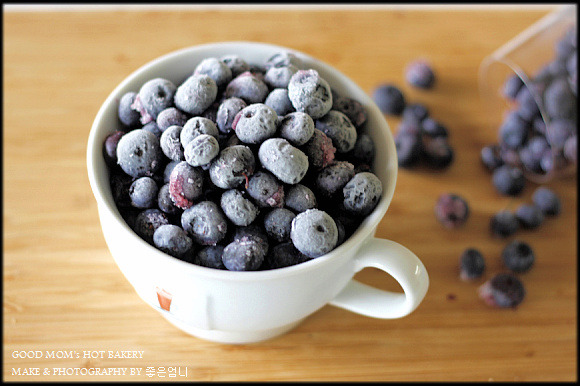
156;287;173;311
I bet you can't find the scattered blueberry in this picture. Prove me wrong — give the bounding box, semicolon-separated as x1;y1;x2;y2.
405;59;436;89
532;186;561;216
515;203;544;230
372;84;405;115
502;240;535;273
434;193;469;229
480;144;504;172
422;136;454;169
492;165;525;196
402;103;429;123
490;210;519;238
395;132;422;168
459;248;485;281
478;273;525;308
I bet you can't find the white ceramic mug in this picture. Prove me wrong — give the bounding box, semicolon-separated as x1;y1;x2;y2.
87;42;429;344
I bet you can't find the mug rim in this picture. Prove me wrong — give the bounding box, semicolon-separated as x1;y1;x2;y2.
87;41;398;282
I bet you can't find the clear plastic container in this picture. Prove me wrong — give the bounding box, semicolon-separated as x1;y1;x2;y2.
478;5;577;183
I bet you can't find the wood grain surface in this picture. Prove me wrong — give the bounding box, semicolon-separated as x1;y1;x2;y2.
3;5;577;382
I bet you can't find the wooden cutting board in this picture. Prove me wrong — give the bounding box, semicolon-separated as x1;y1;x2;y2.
3;5;577;382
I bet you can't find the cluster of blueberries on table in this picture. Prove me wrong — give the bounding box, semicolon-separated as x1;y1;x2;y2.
104;51;383;271
372;59;455;171
371;31;575;309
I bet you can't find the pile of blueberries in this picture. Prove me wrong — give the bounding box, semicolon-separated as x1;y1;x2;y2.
481;25;577;196
372;60;455;170
103;51;383;271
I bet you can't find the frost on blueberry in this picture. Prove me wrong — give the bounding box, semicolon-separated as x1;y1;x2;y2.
290;209;338;258
174;73;218;115
258;138;309;184
116;129;163;178
288;69;333;119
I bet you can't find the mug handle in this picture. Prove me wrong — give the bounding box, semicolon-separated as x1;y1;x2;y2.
329;238;429;319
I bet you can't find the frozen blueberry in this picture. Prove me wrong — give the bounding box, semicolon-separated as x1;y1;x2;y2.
503;74;524;100
224;71;270;104
434;193;469;229
168;161;204;210
290;209;338;258
194;57;233;89
343;172;383;216
201;101;220;123
459;248;485;281
499;145;522;168
492;165;525;196
264;242;310;270
532;186;561;216
315;110;358;153
514;85;540;122
264;51;303;70
478;273;525;308
133;209;169;245
544;78;576;121
264;208;296;243
480;144;504;172
156;107;188;132
490;210;519;238
515;203;544;230
502;240;535;273
405;59;436;89
109;169;134;208
153;224;193;259
116;129;163;178
174;73;218;116
220;189;259;226
129;176;158;209
372;84;405;115
402;103;429;123
233;224;269;246
547;118;575;150
421;118;448;139
132;78;177;124
193;245;226;269
285;184;317;212
184;134;220;167
157;183;181;215
264;64;298;89
246;171;285;208
564;135;577;164
258;138;309;184
220;54;250;78
346;133;375;166
278;111;315;146
163;160;179;184
103;130;125;168
181;200;228;245
142;121;162;139
118;91;141;128
232;103;278;144
315;161;356;199
301;129;336;170
222;237;268;271
209;145;256;189
264;88;294;116
287;69;333;120
498;111;529;149
180;116;219;147
395;132;422;168
331;91;368;128
216;97;247;134
422;136;454;169
160;125;185;162
519;136;551;173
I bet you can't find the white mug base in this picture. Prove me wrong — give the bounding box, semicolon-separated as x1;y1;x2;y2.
160;313;305;344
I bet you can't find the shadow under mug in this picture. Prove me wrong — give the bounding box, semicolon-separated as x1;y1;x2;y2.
87;42;429;344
